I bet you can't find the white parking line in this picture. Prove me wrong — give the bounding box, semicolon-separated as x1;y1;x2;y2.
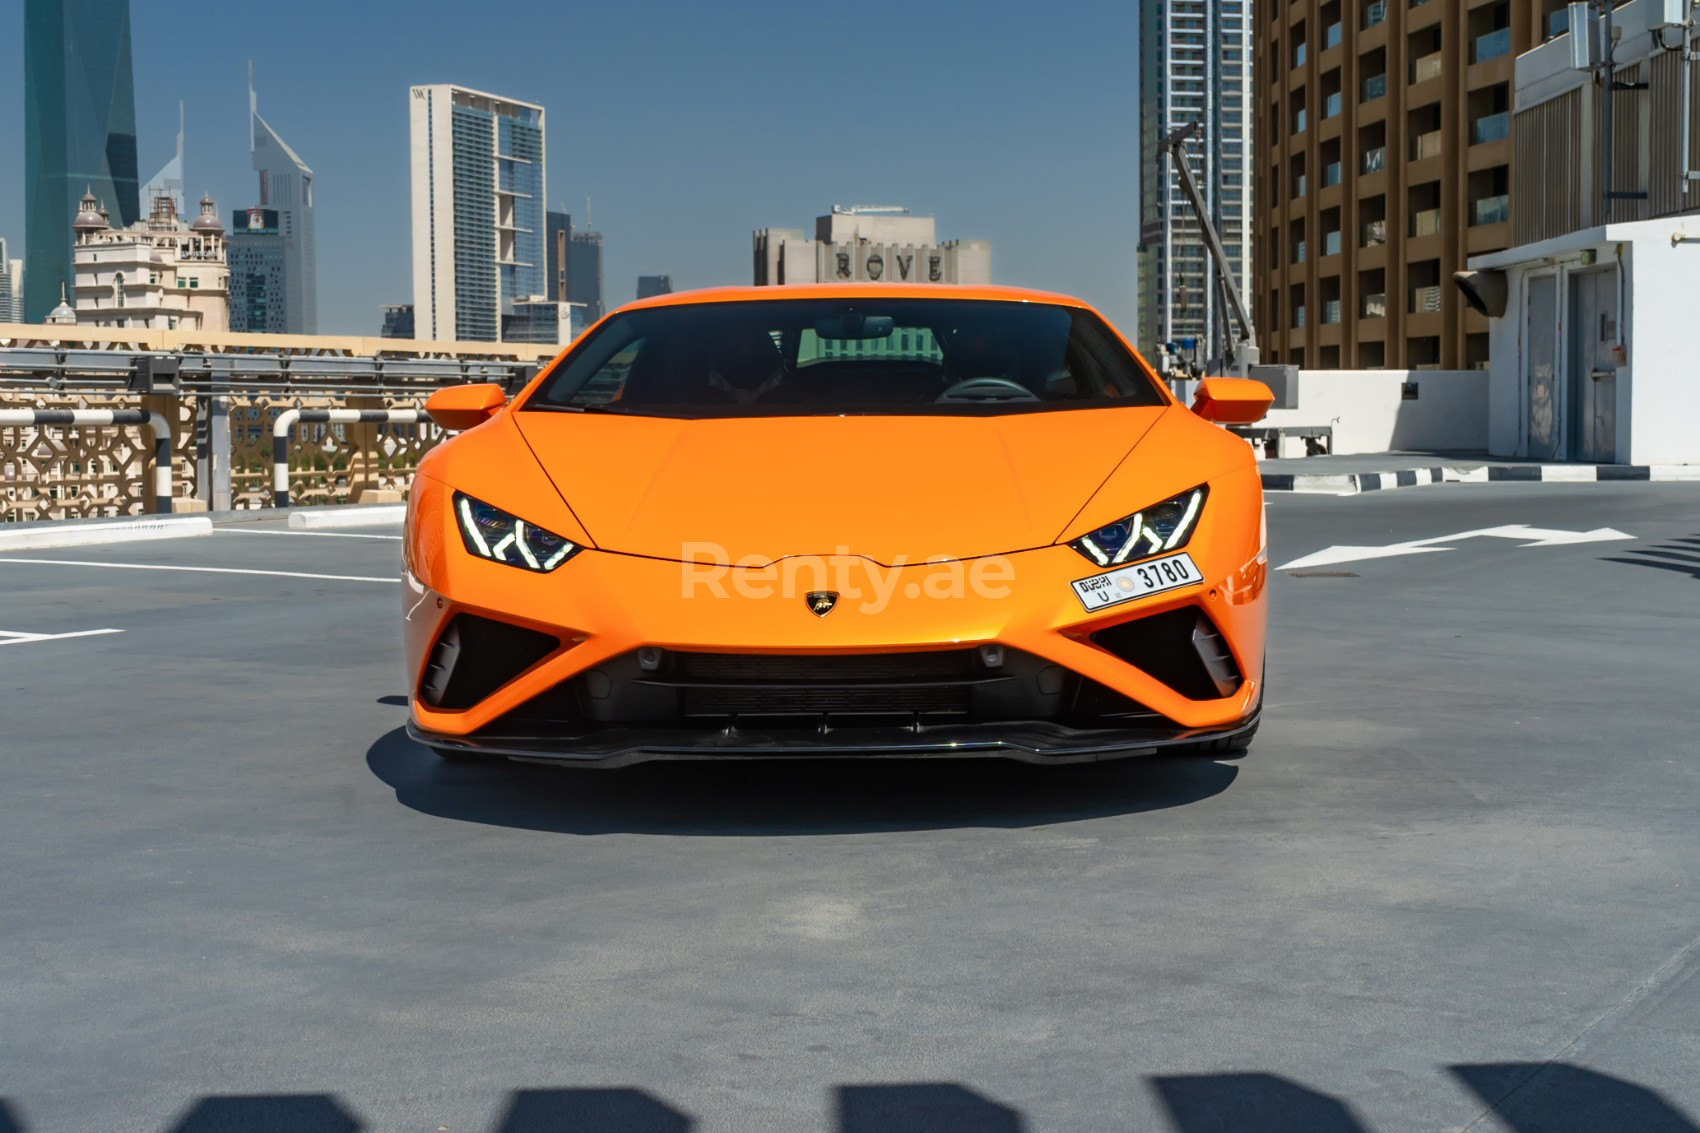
0;558;398;584
0;628;124;647
214;528;403;541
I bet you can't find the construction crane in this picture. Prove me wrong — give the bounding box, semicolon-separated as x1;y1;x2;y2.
1156;123;1259;379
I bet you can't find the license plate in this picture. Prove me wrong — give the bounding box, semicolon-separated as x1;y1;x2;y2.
1070;552;1202;611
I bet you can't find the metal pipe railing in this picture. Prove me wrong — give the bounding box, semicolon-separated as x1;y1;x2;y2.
272;408;422;508
0;408;174;513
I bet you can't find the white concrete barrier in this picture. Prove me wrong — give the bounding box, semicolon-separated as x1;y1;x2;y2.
0;515;212;551
1254;370;1489;455
287;506;406;530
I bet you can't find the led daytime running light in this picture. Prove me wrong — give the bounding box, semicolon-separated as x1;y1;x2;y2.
1069;485;1208;567
453;491;580;573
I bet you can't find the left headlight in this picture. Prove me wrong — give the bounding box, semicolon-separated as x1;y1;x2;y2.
1068;485;1208;567
454;491;581;572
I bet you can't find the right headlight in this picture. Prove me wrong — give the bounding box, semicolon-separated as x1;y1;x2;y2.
454;491;581;573
1068;485;1207;567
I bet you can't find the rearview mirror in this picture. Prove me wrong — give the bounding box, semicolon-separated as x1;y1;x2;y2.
425;383;507;432
814;313;894;340
1191;378;1274;425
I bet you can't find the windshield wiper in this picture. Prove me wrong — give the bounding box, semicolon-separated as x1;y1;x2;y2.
532;402;629;414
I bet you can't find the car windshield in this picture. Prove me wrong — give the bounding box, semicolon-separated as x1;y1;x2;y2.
525;298;1166;417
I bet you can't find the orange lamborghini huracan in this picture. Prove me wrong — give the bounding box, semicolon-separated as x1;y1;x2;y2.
403;285;1273;767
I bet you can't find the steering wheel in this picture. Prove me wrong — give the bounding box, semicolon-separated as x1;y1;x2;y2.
934;377;1041;404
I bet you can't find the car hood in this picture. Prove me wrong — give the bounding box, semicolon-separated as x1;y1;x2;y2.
513;408;1167;565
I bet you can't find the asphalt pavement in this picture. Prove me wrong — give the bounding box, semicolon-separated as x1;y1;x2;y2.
1;482;1697;1132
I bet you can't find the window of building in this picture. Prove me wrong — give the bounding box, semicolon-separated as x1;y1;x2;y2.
1469;83;1511;144
1362;49;1388;101
1409;182;1443;237
1359;121;1388;173
1410;26;1443;81
1409;103;1443;159
1363;0;1387;28
1469;166;1511;226
1469;1;1512;62
1322;208;1343;256
1407;259;1443;313
1361;195;1388;246
1359;268;1388;317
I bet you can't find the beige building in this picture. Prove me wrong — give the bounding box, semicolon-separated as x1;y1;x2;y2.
71;189;229;332
1254;0;1547;370
754;206;991;286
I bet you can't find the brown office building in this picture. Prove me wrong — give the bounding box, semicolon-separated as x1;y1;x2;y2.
1254;0;1554;369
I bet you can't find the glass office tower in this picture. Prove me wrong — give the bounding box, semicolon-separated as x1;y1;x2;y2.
410;84;546;342
250;76;318;333
23;0;141;322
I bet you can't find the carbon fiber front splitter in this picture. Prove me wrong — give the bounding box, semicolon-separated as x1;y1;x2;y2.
405;711;1259;769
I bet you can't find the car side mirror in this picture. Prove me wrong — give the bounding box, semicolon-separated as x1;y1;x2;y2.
1191;378;1274;425
425;383;507;432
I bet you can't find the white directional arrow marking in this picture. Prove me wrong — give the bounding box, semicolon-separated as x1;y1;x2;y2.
1277;524;1634;571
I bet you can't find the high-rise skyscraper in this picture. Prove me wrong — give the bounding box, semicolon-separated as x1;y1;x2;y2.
23;0;140;322
1136;0;1254;366
248;70;317;333
227;208;286;333
142;102;185;219
0;238;23;322
637;275;673;300
409;84;546;342
566;228;604;335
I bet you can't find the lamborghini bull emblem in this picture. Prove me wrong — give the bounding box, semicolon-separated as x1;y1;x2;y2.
805;591;839;617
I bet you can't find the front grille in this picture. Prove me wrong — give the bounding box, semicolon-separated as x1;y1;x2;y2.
477;645;1184;739
674;651;969;683
668;649;977;719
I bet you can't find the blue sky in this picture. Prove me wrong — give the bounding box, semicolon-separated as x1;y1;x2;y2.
0;0;1142;336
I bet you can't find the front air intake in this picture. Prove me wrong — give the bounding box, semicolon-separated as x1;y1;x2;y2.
1091;607;1243;701
419;614;559;710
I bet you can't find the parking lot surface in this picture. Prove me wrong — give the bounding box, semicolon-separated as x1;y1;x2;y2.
2;482;1697;1132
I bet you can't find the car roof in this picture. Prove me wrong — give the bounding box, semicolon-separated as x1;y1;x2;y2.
613;283;1093;314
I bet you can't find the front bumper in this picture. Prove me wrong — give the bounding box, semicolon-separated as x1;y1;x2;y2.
408;710;1261;768
403;465;1269;758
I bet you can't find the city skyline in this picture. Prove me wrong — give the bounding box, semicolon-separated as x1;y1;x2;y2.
0;0;1144;338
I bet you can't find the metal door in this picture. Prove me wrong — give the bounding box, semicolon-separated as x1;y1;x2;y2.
1567;268;1618;463
1525;275;1558;459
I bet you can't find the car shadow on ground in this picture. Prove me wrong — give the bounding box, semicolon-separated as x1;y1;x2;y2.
363;726;1239;836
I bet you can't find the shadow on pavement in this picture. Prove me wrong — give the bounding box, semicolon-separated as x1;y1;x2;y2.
835;1083;1025;1131
1450;1063;1700;1133
493;1088;691;1132
165;1094;362;1132
364;726;1238;836
1151;1072;1370;1132
1604;534;1700;581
